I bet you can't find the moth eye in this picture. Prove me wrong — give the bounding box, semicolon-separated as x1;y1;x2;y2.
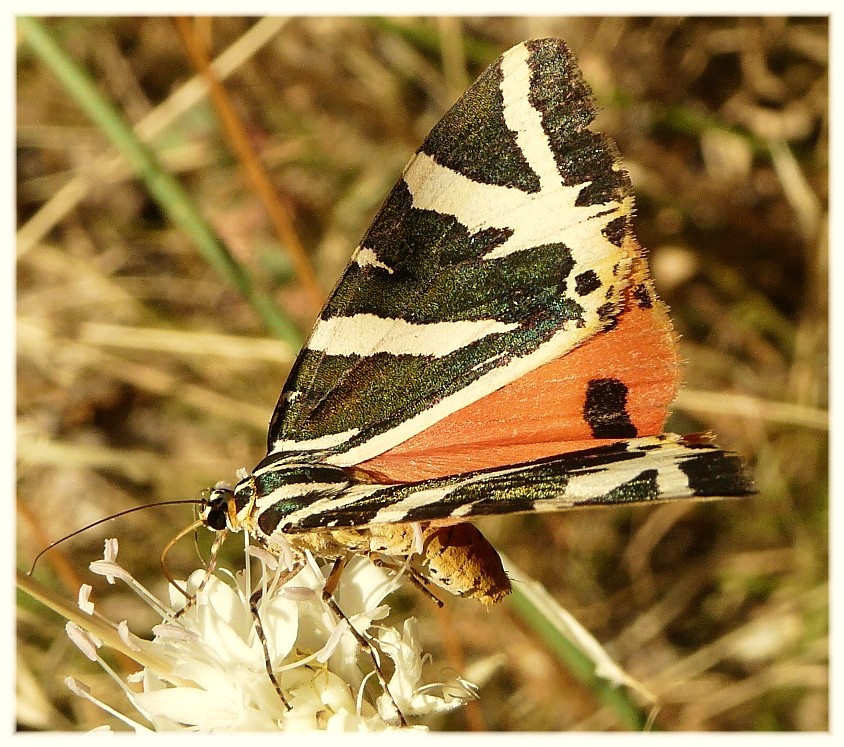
204;508;228;531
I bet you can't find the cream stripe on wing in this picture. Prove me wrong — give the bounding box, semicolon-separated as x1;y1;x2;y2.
353;246;394;274
404;152;620;264
306;314;519;358
499;42;561;190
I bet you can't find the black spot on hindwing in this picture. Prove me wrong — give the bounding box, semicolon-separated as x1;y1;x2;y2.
583;378;638;438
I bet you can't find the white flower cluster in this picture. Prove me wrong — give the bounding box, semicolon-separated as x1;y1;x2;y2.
66;539;477;731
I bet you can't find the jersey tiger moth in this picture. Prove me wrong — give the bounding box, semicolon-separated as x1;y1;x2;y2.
202;38;755;609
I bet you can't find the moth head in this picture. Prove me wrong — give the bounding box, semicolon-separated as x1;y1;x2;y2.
200;479;254;532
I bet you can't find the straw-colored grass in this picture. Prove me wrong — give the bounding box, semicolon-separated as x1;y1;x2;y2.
16;17;828;731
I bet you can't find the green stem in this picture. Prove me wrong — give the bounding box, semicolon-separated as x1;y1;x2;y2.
507;583;652;730
18;16;303;350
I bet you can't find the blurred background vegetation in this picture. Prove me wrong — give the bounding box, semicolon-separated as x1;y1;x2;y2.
16;16;827;731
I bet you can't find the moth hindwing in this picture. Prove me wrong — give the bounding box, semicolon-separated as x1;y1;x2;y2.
202;38;754;607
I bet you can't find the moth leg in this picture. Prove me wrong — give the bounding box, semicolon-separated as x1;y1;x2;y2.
249;564;303;712
322;556;408;728
368;553;445;608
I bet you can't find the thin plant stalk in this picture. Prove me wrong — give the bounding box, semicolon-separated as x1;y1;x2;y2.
18;16;302;350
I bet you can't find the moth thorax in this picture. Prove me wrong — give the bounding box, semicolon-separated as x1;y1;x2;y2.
250;459;352;497
243;459;354;536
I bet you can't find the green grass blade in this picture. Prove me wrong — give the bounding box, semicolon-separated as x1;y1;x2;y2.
504;558;654;730
18;16;303;350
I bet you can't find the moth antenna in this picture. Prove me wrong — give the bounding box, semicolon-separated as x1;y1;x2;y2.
28;499;203;576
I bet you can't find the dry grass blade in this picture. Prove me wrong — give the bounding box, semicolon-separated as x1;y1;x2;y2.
173;17;324;317
16;17;828;732
18;16;300;347
675;389;828;430
17;16;290;259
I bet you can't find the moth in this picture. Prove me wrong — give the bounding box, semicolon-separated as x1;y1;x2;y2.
203;38;754;610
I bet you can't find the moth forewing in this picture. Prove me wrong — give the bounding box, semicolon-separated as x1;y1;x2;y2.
266;38;642;469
